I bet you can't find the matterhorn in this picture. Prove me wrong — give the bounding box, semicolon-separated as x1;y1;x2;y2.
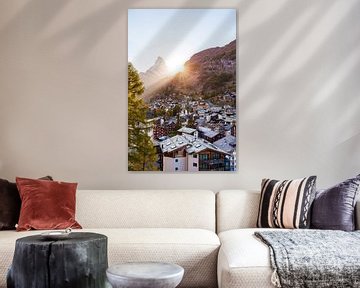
139;57;169;88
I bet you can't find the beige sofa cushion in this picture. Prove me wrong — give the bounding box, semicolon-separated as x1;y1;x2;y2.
77;190;216;231
0;228;219;288
216;190;260;233
104;228;220;288
217;228;275;288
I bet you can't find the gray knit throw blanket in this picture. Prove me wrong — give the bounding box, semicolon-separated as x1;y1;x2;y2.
255;230;360;288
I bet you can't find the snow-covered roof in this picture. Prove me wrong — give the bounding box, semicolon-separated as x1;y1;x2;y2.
160;134;229;155
177;127;196;135
203;130;219;138
213;135;236;153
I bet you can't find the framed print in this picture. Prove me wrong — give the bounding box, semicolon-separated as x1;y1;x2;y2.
128;9;236;172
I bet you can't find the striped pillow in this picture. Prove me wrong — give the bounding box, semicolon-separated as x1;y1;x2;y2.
257;176;317;229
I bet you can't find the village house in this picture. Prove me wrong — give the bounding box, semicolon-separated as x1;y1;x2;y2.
153;118;177;139
159;132;231;172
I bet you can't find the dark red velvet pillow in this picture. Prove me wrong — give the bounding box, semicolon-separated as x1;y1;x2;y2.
16;177;82;231
0;176;53;230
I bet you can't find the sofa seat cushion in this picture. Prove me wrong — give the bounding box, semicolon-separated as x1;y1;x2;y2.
102;228;220;288
0;228;219;288
218;228;281;288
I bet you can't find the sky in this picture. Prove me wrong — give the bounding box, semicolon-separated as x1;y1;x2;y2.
128;9;236;74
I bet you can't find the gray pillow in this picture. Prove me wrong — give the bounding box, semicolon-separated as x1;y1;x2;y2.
311;174;360;231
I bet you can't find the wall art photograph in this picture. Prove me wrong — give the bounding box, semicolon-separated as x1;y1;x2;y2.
128;9;237;172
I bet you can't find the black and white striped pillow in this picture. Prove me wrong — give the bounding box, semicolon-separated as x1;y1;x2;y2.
257;176;317;229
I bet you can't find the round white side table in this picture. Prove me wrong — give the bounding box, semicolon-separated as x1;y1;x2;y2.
106;262;184;288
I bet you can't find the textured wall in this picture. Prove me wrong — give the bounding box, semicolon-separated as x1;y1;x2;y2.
0;0;359;191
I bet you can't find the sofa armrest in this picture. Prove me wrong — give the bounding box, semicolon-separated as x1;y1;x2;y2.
356;200;360;230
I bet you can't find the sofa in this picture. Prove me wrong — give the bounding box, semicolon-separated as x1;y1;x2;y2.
216;190;360;288
0;190;219;288
0;189;359;288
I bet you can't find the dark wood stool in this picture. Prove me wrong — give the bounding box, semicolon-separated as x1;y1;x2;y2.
7;232;108;288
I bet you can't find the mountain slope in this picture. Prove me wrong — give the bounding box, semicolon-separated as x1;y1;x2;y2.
148;40;236;100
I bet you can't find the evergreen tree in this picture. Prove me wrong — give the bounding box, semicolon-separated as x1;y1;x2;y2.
128;63;158;171
175;114;182;131
187;115;196;128
172;104;181;117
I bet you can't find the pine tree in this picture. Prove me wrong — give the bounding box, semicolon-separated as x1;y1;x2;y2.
175;114;182;131
128;63;158;171
187;115;196;128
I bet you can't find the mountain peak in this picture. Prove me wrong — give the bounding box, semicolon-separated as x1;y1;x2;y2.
140;57;169;88
155;56;166;66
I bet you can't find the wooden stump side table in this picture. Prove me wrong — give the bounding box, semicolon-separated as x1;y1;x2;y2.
7;232;108;288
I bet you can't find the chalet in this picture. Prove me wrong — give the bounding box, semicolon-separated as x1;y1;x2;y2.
197;126;223;143
213;135;236;171
159;134;230;172
153;118;177;139
210;106;222;113
177;127;197;136
203;130;222;143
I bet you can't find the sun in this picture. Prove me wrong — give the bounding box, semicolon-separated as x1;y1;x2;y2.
166;57;185;75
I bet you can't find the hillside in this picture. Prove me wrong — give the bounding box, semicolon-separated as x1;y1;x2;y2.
145;40;236;101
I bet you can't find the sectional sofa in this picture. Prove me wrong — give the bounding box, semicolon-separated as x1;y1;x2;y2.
0;189;359;288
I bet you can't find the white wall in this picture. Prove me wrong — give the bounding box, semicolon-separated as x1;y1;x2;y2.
187;154;198;172
163;156;186;172
0;0;359;191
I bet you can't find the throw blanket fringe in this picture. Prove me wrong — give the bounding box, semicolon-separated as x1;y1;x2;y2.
271;269;281;288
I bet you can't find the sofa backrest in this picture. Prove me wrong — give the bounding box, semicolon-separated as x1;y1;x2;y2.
216;190;260;233
76;190;216;231
217;190;360;233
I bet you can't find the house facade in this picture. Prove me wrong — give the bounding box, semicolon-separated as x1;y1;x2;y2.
159;133;231;172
